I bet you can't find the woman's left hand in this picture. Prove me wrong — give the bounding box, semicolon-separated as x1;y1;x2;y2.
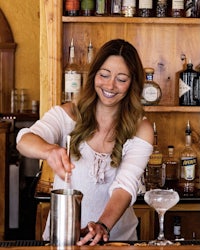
77;221;110;246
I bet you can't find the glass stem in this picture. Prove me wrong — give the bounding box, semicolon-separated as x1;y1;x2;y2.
157;212;165;241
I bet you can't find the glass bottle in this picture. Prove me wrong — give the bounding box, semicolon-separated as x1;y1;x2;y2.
163;145;179;190
179;59;199;106
137;0;155;17
81;0;95;15
145;122;165;191
178;120;198;196
65;0;80;16
64;38;82;103
82;40;94;88
173;216;183;240
156;0;168;17
196;0;200;17
171;0;185;17
122;0;136;17
185;0;196;17
95;0;111;15
111;0;122;15
141;67;162;106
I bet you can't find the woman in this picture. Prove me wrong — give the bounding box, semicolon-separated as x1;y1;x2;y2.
16;39;154;245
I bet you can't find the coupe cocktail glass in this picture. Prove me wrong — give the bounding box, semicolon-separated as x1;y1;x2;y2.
144;189;180;245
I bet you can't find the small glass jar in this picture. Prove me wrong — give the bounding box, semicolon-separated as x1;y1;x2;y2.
171;0;185;17
95;0;111;15
122;0;136;17
156;0;168;17
81;0;95;15
137;0;154;17
65;0;80;16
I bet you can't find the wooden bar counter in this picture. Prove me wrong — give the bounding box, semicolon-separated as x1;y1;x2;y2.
0;245;200;250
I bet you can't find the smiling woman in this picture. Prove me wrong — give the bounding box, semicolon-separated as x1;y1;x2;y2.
16;39;154;246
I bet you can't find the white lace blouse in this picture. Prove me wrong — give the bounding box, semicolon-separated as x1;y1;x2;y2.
16;105;153;241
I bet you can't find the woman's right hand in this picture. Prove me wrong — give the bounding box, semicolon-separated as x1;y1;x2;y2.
46;144;75;180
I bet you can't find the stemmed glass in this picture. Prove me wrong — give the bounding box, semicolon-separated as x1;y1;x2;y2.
144;189;180;246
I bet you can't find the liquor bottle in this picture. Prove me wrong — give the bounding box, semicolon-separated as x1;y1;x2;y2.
179;60;199;106
137;0;155;17
95;0;111;15
111;0;122;15
82;40;94;88
170;0;185;17
122;0;136;17
81;0;95;15
178;120;197;196
163;145;179;190
141;67;162;106
156;0;168;17
185;0;196;17
173;216;183;240
65;0;80;16
64;38;82;103
146;122;165;190
196;0;200;17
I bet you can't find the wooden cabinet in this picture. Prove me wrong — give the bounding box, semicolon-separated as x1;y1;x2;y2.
0;121;10;240
39;0;200;241
133;204;155;241
134;202;200;241
35;200;200;241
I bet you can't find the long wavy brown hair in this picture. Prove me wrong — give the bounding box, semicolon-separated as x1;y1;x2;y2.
70;39;144;167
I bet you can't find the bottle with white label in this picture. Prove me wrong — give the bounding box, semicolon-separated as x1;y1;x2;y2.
122;0;136;17
64;38;82;103
141;67;162;106
178;120;197;197
179;60;199;106
171;0;185;17
137;0;155;17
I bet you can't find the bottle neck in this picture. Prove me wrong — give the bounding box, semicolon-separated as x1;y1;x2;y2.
168;147;174;157
146;73;153;81
185;133;192;147
87;46;93;64
69;46;75;64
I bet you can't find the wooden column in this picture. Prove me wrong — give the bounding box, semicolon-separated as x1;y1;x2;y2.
0;121;10;240
40;0;63;117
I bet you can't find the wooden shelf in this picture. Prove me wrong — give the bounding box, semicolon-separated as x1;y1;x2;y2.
62;16;200;25
144;106;200;113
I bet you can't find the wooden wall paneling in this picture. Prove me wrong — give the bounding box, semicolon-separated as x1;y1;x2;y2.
40;0;63;116
145;112;200;161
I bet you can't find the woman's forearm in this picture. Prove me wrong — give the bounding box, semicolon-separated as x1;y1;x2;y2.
98;188;132;231
16;133;58;159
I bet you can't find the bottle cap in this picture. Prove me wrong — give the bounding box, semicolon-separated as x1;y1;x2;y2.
144;67;154;74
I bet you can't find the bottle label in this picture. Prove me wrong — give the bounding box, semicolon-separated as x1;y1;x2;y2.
123;0;136;7
180;157;196;180
174;225;181;236
65;72;81;92
148;153;163;165
139;0;152;9
179;78;191;98
112;0;122;13
172;0;184;9
142;86;159;102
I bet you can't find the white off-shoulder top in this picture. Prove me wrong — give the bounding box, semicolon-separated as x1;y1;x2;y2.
16;105;153;241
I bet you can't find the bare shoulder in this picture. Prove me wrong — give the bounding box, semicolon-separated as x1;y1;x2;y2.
136;118;154;145
61;103;77;121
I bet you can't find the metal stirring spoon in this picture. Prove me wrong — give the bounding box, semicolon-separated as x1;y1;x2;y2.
65;135;71;189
